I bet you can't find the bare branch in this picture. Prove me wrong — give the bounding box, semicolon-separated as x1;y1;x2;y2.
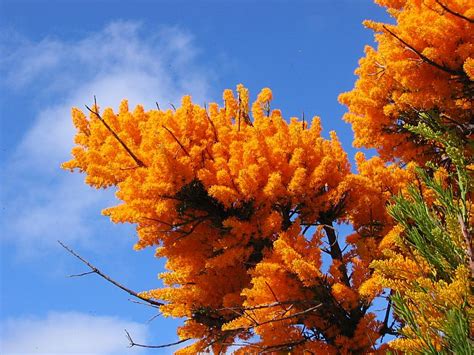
125;329;191;349
69;271;95;278
58;240;163;307
147;312;162;323
85;97;145;167
379;297;393;337
127;298;161;309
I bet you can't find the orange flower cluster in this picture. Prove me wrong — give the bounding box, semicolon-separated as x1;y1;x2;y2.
63;86;412;353
339;0;474;163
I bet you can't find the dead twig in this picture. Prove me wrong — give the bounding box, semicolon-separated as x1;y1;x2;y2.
125;329;190;349
58;240;163;307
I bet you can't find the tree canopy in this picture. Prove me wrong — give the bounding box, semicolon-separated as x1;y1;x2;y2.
63;0;473;353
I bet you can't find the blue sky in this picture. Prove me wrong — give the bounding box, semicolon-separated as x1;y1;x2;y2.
0;1;390;353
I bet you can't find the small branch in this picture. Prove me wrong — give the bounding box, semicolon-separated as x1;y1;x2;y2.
379;297;392;336
125;329;191;349
265;282;283;309
204;105;219;142
434;0;474;23
147;312;162;323
218;300;318;312
69;271;95;277
155;102;161;110
58;240;163;307
231;304;323;332
162;125;190;157
173;218;206;242
382;25;463;76
128;298;161;309
237;94;242;132
322;222;351;287
85;97;145;167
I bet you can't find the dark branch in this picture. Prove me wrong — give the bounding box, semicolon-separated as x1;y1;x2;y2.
127;298;161;309
58;240;163;307
382;25;463;76
379;297;393;336
162;125;190;156
85;97;145;167
125;329;191;349
204;105;219;142
231;304;323;332
323;223;351;287
69;271;95;277
435;0;474;23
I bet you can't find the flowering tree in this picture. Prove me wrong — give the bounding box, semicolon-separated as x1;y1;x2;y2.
63;0;473;353
340;0;473;352
339;0;473;164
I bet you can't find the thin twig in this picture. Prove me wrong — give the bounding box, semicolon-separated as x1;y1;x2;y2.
204;105;218;142
85;97;145;167
69;271;95;277
232;304;323;331
58;240;163;307
162;125;190;156
127;298;161;309
217;300;318;312
125;329;190;349
147;312;162;323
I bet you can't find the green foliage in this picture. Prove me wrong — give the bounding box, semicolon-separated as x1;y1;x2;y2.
387;111;473;353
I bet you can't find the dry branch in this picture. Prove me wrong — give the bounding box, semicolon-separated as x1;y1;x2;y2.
58;240;163;307
125;329;191;349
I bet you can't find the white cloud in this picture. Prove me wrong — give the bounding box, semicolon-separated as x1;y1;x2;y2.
1;21;214;254
0;312;148;354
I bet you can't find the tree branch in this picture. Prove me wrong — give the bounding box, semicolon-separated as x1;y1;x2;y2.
162;125;190;157
58;240;163;307
323;223;351;287
231;304;323;332
85;97;146;167
434;0;474;23
125;329;190;349
382;25;463;76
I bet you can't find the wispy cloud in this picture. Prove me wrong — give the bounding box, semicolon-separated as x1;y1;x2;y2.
1;21;214;256
0;311;148;354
